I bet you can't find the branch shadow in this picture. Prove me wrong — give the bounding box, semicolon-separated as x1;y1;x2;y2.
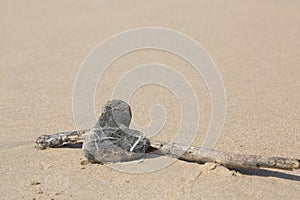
233;168;300;182
55;144;83;149
143;152;164;159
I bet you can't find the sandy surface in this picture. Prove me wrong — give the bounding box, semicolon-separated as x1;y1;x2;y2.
1;0;300;199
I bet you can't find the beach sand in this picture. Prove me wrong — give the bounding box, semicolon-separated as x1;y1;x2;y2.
1;0;300;199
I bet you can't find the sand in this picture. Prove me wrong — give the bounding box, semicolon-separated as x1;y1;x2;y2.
1;0;300;199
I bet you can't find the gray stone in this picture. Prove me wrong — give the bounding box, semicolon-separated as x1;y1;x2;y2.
83;100;150;163
96;99;132;128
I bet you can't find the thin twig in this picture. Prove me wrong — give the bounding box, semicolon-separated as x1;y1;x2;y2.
35;130;300;170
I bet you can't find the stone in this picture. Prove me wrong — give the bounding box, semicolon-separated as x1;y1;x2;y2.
82;100;150;163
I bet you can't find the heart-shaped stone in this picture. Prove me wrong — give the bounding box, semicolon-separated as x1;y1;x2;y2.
83;100;150;163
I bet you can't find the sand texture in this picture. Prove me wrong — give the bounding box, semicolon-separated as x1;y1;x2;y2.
1;0;300;199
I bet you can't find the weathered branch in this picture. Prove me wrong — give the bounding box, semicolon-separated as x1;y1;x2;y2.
149;142;300;170
35;130;88;149
35;130;300;171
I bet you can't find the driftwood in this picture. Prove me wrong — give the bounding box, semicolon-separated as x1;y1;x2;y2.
36;130;300;171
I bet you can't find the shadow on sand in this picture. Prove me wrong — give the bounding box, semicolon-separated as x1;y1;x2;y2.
233;168;300;182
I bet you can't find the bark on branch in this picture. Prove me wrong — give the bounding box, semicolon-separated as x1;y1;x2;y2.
35;130;300;171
